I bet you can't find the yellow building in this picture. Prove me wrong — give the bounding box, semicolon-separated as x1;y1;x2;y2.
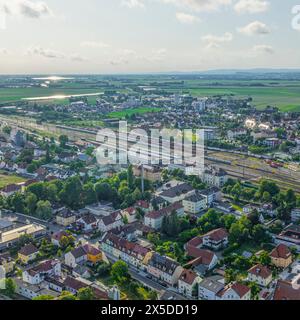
0;252;15;273
18;243;39;265
270;244;293;269
56;208;76;227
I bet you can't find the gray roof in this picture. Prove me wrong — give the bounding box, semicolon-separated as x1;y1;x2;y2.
0;218;13;230
160;183;194;198
199;275;224;293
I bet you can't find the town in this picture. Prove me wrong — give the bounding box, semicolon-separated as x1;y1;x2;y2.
0;73;300;301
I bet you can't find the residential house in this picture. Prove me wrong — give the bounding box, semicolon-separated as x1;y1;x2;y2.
202;167;228;188
101;233;152;270
275;224;300;252
77;213;98;232
273;279;300;300
0;252;14;273
248;264;272;287
133;164;161;182
198;275;225;300
14;277;60;300
178;269;202;298
144;202;184;230
199;187;221;207
63;276;89;295
56;208;76;227
147;253;183;286
98;210;124;233
18;243;39;264
185;237;218;274
64;243;102;268
51;230;70;247
183;192;207;214
0;183;22;197
159;182;195;204
22;259;61;285
202;228;229;250
291;208;300;223
269;244;293;269
216;282;251;300
121;207;138;224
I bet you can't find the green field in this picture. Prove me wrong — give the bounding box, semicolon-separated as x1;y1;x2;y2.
0;171;26;188
108;107;162;118
0;76;299;112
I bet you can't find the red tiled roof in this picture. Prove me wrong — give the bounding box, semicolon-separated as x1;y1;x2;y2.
203;228;228;242
248;264;272;279
19;243;39;256
186;248;215;266
186;236;203;248
270;244;292;260
145;201;183;219
273;280;300;300
231;282;251;298
179;269;198;285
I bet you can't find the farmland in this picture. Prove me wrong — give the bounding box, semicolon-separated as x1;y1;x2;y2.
0;75;299;112
0;171;26;188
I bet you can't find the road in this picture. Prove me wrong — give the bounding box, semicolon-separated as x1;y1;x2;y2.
103;251;188;300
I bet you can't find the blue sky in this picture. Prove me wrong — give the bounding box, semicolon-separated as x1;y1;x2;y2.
0;0;300;73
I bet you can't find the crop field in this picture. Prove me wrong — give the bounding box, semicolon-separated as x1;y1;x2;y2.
0;171;26;188
108;107;162;118
0;76;299;112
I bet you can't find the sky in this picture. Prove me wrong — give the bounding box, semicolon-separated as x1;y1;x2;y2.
0;0;300;74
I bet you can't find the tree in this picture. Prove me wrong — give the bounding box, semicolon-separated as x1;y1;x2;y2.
58;291;77;300
77;287;95;300
3;278;16;297
36;200;52;220
59;135;69;148
286;189;296;209
33;295;54;300
127;165;135;190
82;183;97;205
59;176;83;209
25;193;38;215
252;225;268;244
2;126;12;135
111;260;130;284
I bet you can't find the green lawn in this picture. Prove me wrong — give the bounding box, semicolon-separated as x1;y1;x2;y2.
0;172;26;188
108;107;162;118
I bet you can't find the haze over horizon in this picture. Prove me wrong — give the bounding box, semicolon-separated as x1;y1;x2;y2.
0;0;300;74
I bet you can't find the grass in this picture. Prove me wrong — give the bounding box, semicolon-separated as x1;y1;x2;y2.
108;107;162;118
0;171;26;188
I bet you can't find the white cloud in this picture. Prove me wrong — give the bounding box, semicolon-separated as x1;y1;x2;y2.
161;0;232;12
176;12;200;24
27;46;65;59
80;41;110;49
201;32;233;49
121;0;145;8
238;21;270;36
26;46;87;62
70;54;88;62
2;0;52;19
0;48;9;54
234;0;270;14
253;44;274;54
149;48;167;61
122;0;232;12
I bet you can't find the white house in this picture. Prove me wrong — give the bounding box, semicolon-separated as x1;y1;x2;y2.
178;269;202;298
183;192;207;214
248;264;272;287
22;259;61;285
